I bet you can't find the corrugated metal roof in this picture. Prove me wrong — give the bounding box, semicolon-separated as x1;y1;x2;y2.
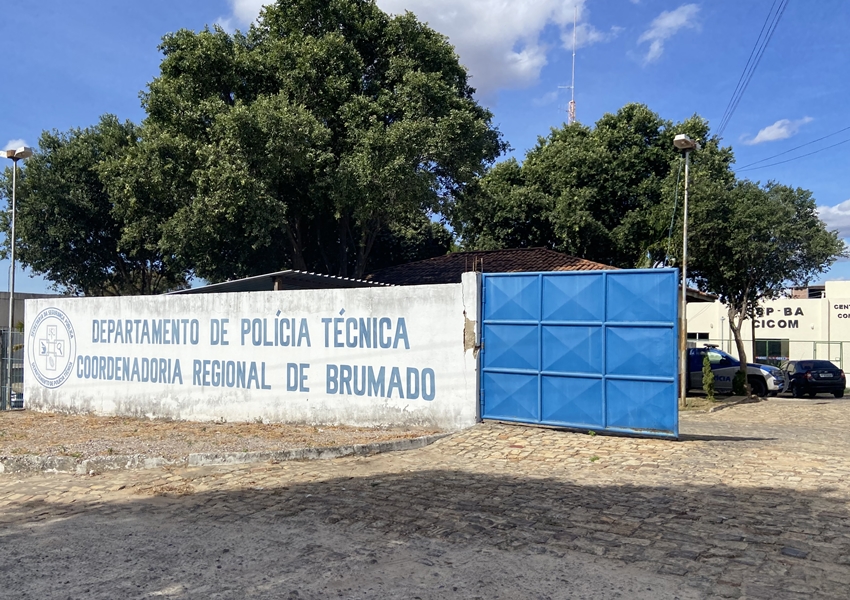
166;270;391;295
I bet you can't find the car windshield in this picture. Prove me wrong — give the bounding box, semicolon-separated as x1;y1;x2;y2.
798;360;838;371
812;360;838;370
705;349;735;364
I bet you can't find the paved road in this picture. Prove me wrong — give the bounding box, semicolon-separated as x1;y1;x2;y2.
1;399;849;599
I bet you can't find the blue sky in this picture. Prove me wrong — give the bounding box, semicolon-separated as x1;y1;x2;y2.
2;0;849;293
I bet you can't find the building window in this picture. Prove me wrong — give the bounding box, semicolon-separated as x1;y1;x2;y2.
687;332;709;340
755;339;789;366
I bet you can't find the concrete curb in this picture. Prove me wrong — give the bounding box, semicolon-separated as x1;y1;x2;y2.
0;433;451;475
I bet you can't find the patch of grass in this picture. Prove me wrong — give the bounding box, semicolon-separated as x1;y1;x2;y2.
587;430;597;436
589;456;600;462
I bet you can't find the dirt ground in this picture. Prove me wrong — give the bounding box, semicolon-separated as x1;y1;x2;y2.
0;410;440;459
679;393;747;411
0;398;743;461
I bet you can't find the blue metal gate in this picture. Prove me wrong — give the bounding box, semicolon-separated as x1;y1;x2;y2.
480;269;679;438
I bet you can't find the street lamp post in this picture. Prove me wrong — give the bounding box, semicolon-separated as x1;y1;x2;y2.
673;134;699;408
2;146;33;410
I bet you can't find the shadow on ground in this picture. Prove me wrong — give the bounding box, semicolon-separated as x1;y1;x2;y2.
677;434;776;442
1;467;848;599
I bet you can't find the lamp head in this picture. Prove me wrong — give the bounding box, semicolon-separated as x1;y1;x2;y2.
673;134;700;151
4;147;34;160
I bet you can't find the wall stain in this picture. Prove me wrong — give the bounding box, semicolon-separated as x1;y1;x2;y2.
463;314;479;358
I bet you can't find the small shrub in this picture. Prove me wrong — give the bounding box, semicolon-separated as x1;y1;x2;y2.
732;370;747;396
702;354;716;402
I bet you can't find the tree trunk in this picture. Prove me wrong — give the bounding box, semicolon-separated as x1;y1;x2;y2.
727;304;752;394
284;219;308;271
337;213;349;278
353;220;379;280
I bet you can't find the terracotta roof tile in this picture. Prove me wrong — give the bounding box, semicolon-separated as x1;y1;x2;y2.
366;248;617;286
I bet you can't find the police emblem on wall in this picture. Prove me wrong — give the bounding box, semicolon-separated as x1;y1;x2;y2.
28;308;77;388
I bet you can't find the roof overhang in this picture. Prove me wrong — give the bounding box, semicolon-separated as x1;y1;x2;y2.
685;287;716;303
167;270;392;295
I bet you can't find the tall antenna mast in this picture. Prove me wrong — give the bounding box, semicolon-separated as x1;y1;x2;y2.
568;6;577;125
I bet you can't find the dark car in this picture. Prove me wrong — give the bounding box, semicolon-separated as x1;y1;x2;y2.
782;360;846;398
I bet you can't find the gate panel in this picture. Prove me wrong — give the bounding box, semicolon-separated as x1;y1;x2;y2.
481;269;679;438
482;372;539;421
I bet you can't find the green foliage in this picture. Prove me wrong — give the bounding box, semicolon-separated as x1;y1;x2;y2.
3;0;503;293
115;0;505;281
732;370;747;396
367;215;454;272
0;115;189;295
702;353;716;402
450;104;730;268
451;159;556;251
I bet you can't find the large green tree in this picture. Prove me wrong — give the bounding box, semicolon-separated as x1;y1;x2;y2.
110;0;505;281
3;0;502;293
0;116;188;295
450;104;732;268
684;180;846;380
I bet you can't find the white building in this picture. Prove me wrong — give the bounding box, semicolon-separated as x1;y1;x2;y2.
687;281;850;369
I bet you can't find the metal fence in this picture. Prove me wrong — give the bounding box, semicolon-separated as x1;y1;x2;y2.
687;336;850;371
0;330;24;409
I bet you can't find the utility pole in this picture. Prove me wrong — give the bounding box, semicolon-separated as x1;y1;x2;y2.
568;7;577;125
558;8;578;124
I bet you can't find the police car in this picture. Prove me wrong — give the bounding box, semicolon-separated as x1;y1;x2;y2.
687;345;784;397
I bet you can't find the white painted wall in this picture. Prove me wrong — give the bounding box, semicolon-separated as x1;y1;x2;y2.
687;291;850;368
24;274;481;430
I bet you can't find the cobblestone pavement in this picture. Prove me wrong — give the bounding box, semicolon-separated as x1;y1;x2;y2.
1;399;849;599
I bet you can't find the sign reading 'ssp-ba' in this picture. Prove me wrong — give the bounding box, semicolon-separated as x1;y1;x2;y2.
24;282;479;429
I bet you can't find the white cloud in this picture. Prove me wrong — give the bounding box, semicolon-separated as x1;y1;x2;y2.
563;23;623;49
215;16;236;32
817;199;850;239
742;117;814;145
532;90;560;107
220;0;616;100
216;0;267;32
227;0;267;24
637;4;700;64
3;139;27;152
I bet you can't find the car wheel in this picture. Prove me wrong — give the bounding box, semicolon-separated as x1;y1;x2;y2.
834;391;844;398
748;377;767;398
808;391;817;398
